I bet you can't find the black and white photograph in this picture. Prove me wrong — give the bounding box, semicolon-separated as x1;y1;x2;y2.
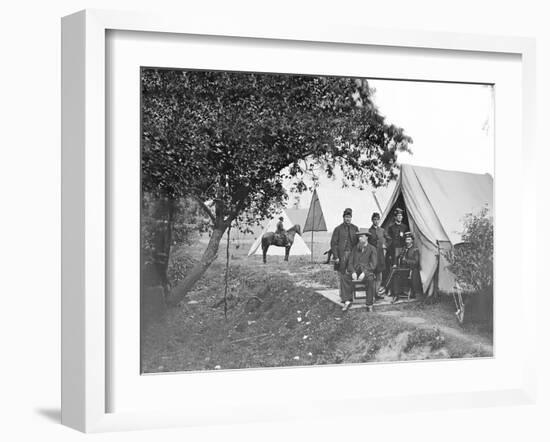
140;69;494;373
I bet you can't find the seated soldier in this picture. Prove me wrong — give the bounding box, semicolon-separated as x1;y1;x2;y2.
391;231;423;302
341;228;377;312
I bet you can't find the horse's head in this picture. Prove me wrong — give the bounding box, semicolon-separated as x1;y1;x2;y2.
288;224;301;236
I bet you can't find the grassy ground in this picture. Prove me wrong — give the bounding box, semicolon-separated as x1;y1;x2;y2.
141;232;493;373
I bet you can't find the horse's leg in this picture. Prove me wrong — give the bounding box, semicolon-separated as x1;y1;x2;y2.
263;244;268;264
285;246;290;262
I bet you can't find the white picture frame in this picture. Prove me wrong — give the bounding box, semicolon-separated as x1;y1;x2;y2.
61;9;537;433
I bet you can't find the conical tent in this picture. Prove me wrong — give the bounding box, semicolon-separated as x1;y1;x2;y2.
381;164;493;295
247;210;311;256
303;179;395;233
303;189;327;232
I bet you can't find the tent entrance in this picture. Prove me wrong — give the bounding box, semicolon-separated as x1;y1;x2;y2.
382;189;435;297
383;192;410;229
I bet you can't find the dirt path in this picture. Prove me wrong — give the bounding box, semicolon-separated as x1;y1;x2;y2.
255;258;493;354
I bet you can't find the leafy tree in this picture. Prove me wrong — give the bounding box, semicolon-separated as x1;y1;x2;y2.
141;69;412;305
446;207;494;294
141;194;209;293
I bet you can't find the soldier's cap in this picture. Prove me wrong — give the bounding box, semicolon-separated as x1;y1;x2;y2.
394;208;404;215
355;228;372;236
278;216;284;221
343;208;353;217
371;212;381;220
404;231;414;239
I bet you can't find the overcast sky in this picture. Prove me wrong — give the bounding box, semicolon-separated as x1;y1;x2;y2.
288;79;494;210
368;79;494;176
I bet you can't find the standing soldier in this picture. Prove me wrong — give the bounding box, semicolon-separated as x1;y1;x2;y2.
386;208;409;267
330;208;359;307
368;212;386;298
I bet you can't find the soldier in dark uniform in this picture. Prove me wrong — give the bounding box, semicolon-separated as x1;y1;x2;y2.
330;208;359;305
386;208;409;267
368;212;386;298
391;231;423;302
343;228;378;312
275;216;288;246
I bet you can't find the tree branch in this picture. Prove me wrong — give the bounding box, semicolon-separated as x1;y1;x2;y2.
189;194;216;223
224;198;249;226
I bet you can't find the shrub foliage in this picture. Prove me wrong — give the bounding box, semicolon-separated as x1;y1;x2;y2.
446;207;493;294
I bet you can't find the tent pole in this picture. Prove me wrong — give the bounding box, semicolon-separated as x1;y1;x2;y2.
435;241;440;298
311;202;315;263
372;190;382;213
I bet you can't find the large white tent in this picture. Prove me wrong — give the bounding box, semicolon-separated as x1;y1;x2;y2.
381;164;493;295
285;208;308;231
247;210;311;256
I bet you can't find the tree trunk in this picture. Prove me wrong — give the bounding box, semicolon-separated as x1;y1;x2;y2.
167;225;226;306
141;196;176;292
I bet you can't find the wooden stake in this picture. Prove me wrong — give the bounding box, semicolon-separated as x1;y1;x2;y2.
223;226;231;319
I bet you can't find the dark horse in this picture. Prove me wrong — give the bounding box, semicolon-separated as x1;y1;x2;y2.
261;224;302;264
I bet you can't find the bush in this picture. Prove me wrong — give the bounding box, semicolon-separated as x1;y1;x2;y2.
446;206;493;294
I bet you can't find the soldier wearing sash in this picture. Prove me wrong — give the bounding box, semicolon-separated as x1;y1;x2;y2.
368;212;387;297
386;208;408;267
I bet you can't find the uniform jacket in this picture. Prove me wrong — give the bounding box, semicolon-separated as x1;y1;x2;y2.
386;222;409;251
347;243;377;276
330;222;359;261
397;245;423;295
368;225;386;273
399;246;420;270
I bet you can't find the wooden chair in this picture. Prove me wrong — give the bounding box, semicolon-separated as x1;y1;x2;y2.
352;279;368;301
386;268;413;301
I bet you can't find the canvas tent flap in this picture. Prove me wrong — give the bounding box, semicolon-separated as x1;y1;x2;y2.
404;211;439;296
247;210;311;256
401;165;449;245
409;165;493;245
